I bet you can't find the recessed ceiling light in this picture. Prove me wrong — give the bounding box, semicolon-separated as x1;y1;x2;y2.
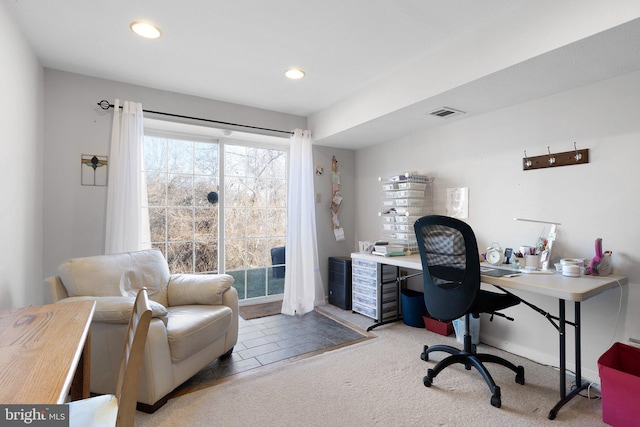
130;21;162;39
285;68;305;80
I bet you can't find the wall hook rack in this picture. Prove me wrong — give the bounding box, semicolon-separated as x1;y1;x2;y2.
522;144;589;171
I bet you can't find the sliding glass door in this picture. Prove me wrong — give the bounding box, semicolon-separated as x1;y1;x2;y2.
223;145;287;299
143;130;287;301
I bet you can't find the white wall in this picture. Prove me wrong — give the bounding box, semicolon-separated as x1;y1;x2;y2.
0;4;44;309
354;70;640;380
42;70;306;285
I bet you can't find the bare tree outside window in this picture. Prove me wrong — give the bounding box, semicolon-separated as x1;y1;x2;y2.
143;132;287;301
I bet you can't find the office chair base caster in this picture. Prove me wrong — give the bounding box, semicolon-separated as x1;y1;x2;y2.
491;391;501;408
423;369;435;387
420;345;429;362
515;366;525;385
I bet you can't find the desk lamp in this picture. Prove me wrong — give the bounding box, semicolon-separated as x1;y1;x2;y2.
514;218;561;270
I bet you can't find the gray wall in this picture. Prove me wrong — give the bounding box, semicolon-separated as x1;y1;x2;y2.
353;69;640;379
0;3;44;309
312;146;356;293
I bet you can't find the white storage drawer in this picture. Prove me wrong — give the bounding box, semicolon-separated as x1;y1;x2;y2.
352;274;376;288
397;182;427;190
352;265;376;279
381;302;398;320
393;206;423;215
381;281;397;294
353;302;376;319
392;215;410;223
352;258;377;269
353;283;376;297
381;183;397;191
394;190;424;198
353;292;376;307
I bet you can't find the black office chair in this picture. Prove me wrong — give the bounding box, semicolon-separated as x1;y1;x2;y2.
414;215;525;408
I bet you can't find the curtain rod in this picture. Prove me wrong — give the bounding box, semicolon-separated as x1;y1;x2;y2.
97;100;294;136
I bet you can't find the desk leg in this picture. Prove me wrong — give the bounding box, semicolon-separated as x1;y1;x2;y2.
548;300;586;420
574;301;582;389
70;330;91;400
559;300;566;399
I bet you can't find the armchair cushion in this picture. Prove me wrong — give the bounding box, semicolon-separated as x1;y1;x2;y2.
167;274;233;306
166;305;233;362
57;250;170;306
59;296;168;324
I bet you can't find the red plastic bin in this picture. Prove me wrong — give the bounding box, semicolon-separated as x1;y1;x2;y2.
423;315;453;336
597;342;640;426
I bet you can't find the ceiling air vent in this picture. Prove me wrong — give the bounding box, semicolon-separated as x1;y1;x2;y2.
428;107;466;119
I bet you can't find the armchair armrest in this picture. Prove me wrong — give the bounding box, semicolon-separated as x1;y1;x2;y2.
167;273;234;306
57;296;168;324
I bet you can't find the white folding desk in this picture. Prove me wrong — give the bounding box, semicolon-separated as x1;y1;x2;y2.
350;252;627;420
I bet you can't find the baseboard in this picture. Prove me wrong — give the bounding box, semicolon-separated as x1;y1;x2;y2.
481;335;600;384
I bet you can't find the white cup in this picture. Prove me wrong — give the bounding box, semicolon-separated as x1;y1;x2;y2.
525;254;540;269
562;264;580;277
560;258;584;267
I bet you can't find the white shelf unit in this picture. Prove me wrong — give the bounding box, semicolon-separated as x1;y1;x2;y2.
351;257;398;322
379;175;433;252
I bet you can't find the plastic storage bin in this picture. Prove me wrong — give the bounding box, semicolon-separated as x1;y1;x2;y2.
597;342;640;427
401;289;427;328
423;315;454;336
452;315;480;344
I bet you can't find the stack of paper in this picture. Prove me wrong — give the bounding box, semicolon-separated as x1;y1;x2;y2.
372;245;407;257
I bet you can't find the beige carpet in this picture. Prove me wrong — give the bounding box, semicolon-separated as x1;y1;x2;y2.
134;317;606;427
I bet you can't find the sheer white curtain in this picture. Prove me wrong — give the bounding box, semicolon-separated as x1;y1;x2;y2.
104;99;150;254
281;129;325;316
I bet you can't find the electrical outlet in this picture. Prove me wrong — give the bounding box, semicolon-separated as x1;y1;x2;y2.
315;193;321;203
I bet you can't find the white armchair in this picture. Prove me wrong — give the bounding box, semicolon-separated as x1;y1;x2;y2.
46;249;238;412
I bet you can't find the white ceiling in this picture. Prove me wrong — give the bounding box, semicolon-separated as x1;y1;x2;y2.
5;0;640;148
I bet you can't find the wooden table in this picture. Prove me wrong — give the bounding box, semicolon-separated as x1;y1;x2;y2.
0;300;95;404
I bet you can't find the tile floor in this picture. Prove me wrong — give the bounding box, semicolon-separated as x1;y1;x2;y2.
172;308;369;394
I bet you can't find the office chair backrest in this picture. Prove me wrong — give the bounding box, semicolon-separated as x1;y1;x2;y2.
414;215;480;322
115;288;152;426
